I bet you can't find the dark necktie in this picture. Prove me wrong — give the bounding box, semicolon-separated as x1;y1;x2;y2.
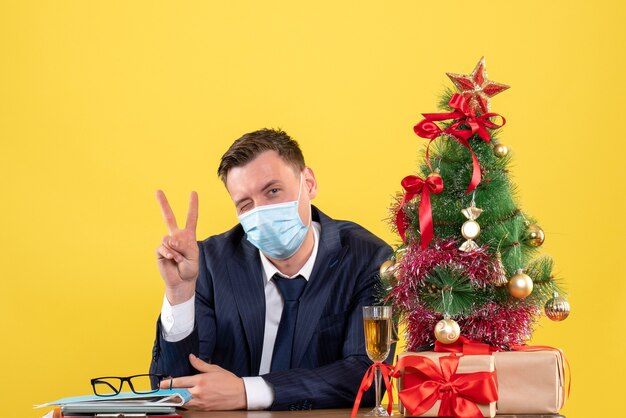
270;274;307;372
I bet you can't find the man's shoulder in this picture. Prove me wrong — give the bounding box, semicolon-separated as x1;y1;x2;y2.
318;210;393;285
333;218;387;248
315;207;390;255
198;223;246;254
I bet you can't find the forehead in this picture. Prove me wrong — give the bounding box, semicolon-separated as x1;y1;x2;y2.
225;150;299;197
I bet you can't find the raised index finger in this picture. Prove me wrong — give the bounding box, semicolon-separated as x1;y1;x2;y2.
155;190;179;234
185;191;198;231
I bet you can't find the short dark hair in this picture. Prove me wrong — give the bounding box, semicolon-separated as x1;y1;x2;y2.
217;128;306;183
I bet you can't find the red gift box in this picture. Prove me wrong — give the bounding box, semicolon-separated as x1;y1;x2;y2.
395;352;497;417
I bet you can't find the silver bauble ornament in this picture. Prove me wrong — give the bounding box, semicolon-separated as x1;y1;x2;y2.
545;292;570;321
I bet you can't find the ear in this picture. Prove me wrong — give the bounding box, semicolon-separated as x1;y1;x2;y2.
303;167;318;200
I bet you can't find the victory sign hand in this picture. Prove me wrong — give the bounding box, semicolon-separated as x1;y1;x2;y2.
155;190;199;305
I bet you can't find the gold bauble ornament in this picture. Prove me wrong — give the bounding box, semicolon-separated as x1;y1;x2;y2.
379;260;397;279
524;223;545;247
507;269;534;298
434;317;461;344
380;260;396;277
494;252;509;287
493;143;509;157
394;248;407;264
545;292;570;321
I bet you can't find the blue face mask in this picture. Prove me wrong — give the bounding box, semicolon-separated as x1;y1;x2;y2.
238;175;311;260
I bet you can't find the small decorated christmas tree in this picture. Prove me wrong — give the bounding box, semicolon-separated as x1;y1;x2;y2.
382;57;570;351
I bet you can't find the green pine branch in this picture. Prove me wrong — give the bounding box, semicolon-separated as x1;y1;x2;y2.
420;265;490;317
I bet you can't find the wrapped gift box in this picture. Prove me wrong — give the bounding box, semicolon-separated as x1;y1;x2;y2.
396;349;566;416
493;350;566;414
396;352;497;417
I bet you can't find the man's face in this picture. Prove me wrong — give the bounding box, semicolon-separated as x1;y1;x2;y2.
225;150;317;224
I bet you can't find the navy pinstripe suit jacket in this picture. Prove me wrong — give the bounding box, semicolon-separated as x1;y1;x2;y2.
149;206;393;410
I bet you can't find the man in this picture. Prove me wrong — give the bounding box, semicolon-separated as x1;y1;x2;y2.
150;128;393;410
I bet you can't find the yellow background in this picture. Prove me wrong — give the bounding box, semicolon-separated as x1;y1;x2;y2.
1;1;624;416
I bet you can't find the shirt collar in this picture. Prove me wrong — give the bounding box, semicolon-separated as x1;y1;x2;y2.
259;221;320;282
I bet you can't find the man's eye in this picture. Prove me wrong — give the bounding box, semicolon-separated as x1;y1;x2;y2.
269;188;280;194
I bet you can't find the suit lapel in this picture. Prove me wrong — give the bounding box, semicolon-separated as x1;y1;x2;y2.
292;207;346;368
226;239;265;375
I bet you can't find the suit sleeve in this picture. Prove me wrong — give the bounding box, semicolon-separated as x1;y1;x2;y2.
262;244;395;410
149;242;216;386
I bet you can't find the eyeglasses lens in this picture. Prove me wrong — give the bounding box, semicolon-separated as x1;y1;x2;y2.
129;374;157;394
93;378;122;396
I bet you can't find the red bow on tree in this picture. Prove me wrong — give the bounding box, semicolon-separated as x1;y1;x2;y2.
414;94;506;194
393;354;498;418
396;173;444;249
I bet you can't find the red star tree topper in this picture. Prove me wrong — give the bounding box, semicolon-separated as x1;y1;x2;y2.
446;57;510;115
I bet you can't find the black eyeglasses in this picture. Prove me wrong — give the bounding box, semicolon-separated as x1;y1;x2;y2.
91;374;171;397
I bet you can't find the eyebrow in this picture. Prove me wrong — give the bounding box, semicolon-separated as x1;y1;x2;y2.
233;179;281;208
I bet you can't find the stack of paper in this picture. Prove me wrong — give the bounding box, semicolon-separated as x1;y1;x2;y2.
36;389;191;417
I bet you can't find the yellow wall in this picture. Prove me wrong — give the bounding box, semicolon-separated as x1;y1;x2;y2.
1;1;624;416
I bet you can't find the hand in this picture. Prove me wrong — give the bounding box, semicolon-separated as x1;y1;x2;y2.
161;354;247;411
156;190;199;305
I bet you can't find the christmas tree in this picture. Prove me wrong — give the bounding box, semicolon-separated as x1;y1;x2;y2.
383;57;570;351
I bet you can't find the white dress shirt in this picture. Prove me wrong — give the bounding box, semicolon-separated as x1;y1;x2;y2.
160;222;321;410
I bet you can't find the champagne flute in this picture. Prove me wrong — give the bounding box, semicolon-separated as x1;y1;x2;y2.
363;305;393;416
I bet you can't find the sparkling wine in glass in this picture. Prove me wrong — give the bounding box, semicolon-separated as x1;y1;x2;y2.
363;305;392;416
